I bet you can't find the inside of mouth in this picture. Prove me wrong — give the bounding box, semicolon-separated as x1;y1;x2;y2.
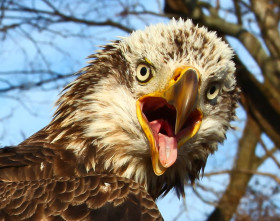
141;97;176;137
140;96;201;169
141;96;202;141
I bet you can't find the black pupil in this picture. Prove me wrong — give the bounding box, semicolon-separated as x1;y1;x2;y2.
140;67;147;76
209;86;216;94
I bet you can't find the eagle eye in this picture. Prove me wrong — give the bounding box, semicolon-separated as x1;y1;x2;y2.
206;83;220;100
136;64;153;84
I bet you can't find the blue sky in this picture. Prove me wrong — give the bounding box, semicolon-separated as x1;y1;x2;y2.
0;1;279;220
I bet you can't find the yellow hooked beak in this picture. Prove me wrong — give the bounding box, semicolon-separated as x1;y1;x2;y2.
136;67;203;176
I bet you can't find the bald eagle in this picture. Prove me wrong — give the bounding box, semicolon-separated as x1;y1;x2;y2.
0;19;238;220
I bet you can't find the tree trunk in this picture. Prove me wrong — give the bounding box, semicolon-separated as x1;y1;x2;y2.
207;116;261;221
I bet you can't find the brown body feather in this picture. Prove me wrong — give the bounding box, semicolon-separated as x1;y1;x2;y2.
0;146;162;220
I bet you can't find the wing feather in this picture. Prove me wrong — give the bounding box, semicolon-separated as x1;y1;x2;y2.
0;174;163;220
0;145;162;220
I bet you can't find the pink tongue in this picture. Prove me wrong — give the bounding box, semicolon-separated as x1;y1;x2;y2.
150;120;178;168
158;133;177;168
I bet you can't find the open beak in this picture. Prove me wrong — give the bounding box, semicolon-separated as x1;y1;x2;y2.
136;67;203;176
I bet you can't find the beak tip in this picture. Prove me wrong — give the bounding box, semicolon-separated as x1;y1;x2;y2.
174;125;180;136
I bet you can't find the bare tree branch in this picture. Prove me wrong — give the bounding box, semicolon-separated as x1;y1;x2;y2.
204;169;280;185
258;138;280;168
0;72;73;93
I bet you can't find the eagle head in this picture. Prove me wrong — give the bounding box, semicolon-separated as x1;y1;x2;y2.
47;19;238;199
